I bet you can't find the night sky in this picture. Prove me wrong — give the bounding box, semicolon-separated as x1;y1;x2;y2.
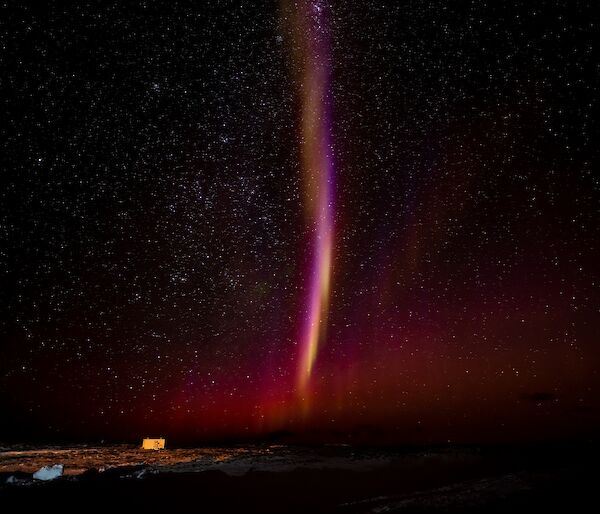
1;1;599;444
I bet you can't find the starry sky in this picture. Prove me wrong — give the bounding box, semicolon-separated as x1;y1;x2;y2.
1;1;599;444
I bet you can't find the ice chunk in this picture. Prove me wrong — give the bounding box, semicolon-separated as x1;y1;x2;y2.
33;464;64;481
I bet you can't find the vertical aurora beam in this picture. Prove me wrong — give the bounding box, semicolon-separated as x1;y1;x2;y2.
286;1;335;398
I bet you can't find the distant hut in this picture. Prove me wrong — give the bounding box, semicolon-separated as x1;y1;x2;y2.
142;437;166;450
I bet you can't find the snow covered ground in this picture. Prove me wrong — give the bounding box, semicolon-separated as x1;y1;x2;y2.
0;443;399;477
0;443;596;513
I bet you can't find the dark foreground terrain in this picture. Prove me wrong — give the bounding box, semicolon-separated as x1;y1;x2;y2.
1;442;598;513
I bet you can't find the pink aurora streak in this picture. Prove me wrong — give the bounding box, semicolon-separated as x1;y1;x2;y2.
294;1;335;400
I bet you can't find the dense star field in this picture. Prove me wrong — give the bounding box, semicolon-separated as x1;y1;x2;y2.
1;1;598;443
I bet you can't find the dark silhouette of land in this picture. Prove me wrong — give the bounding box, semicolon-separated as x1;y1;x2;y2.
1;440;597;513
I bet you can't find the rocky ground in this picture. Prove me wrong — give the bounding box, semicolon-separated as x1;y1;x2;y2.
0;442;597;512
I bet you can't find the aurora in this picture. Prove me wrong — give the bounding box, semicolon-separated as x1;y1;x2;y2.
288;1;335;400
2;0;597;452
